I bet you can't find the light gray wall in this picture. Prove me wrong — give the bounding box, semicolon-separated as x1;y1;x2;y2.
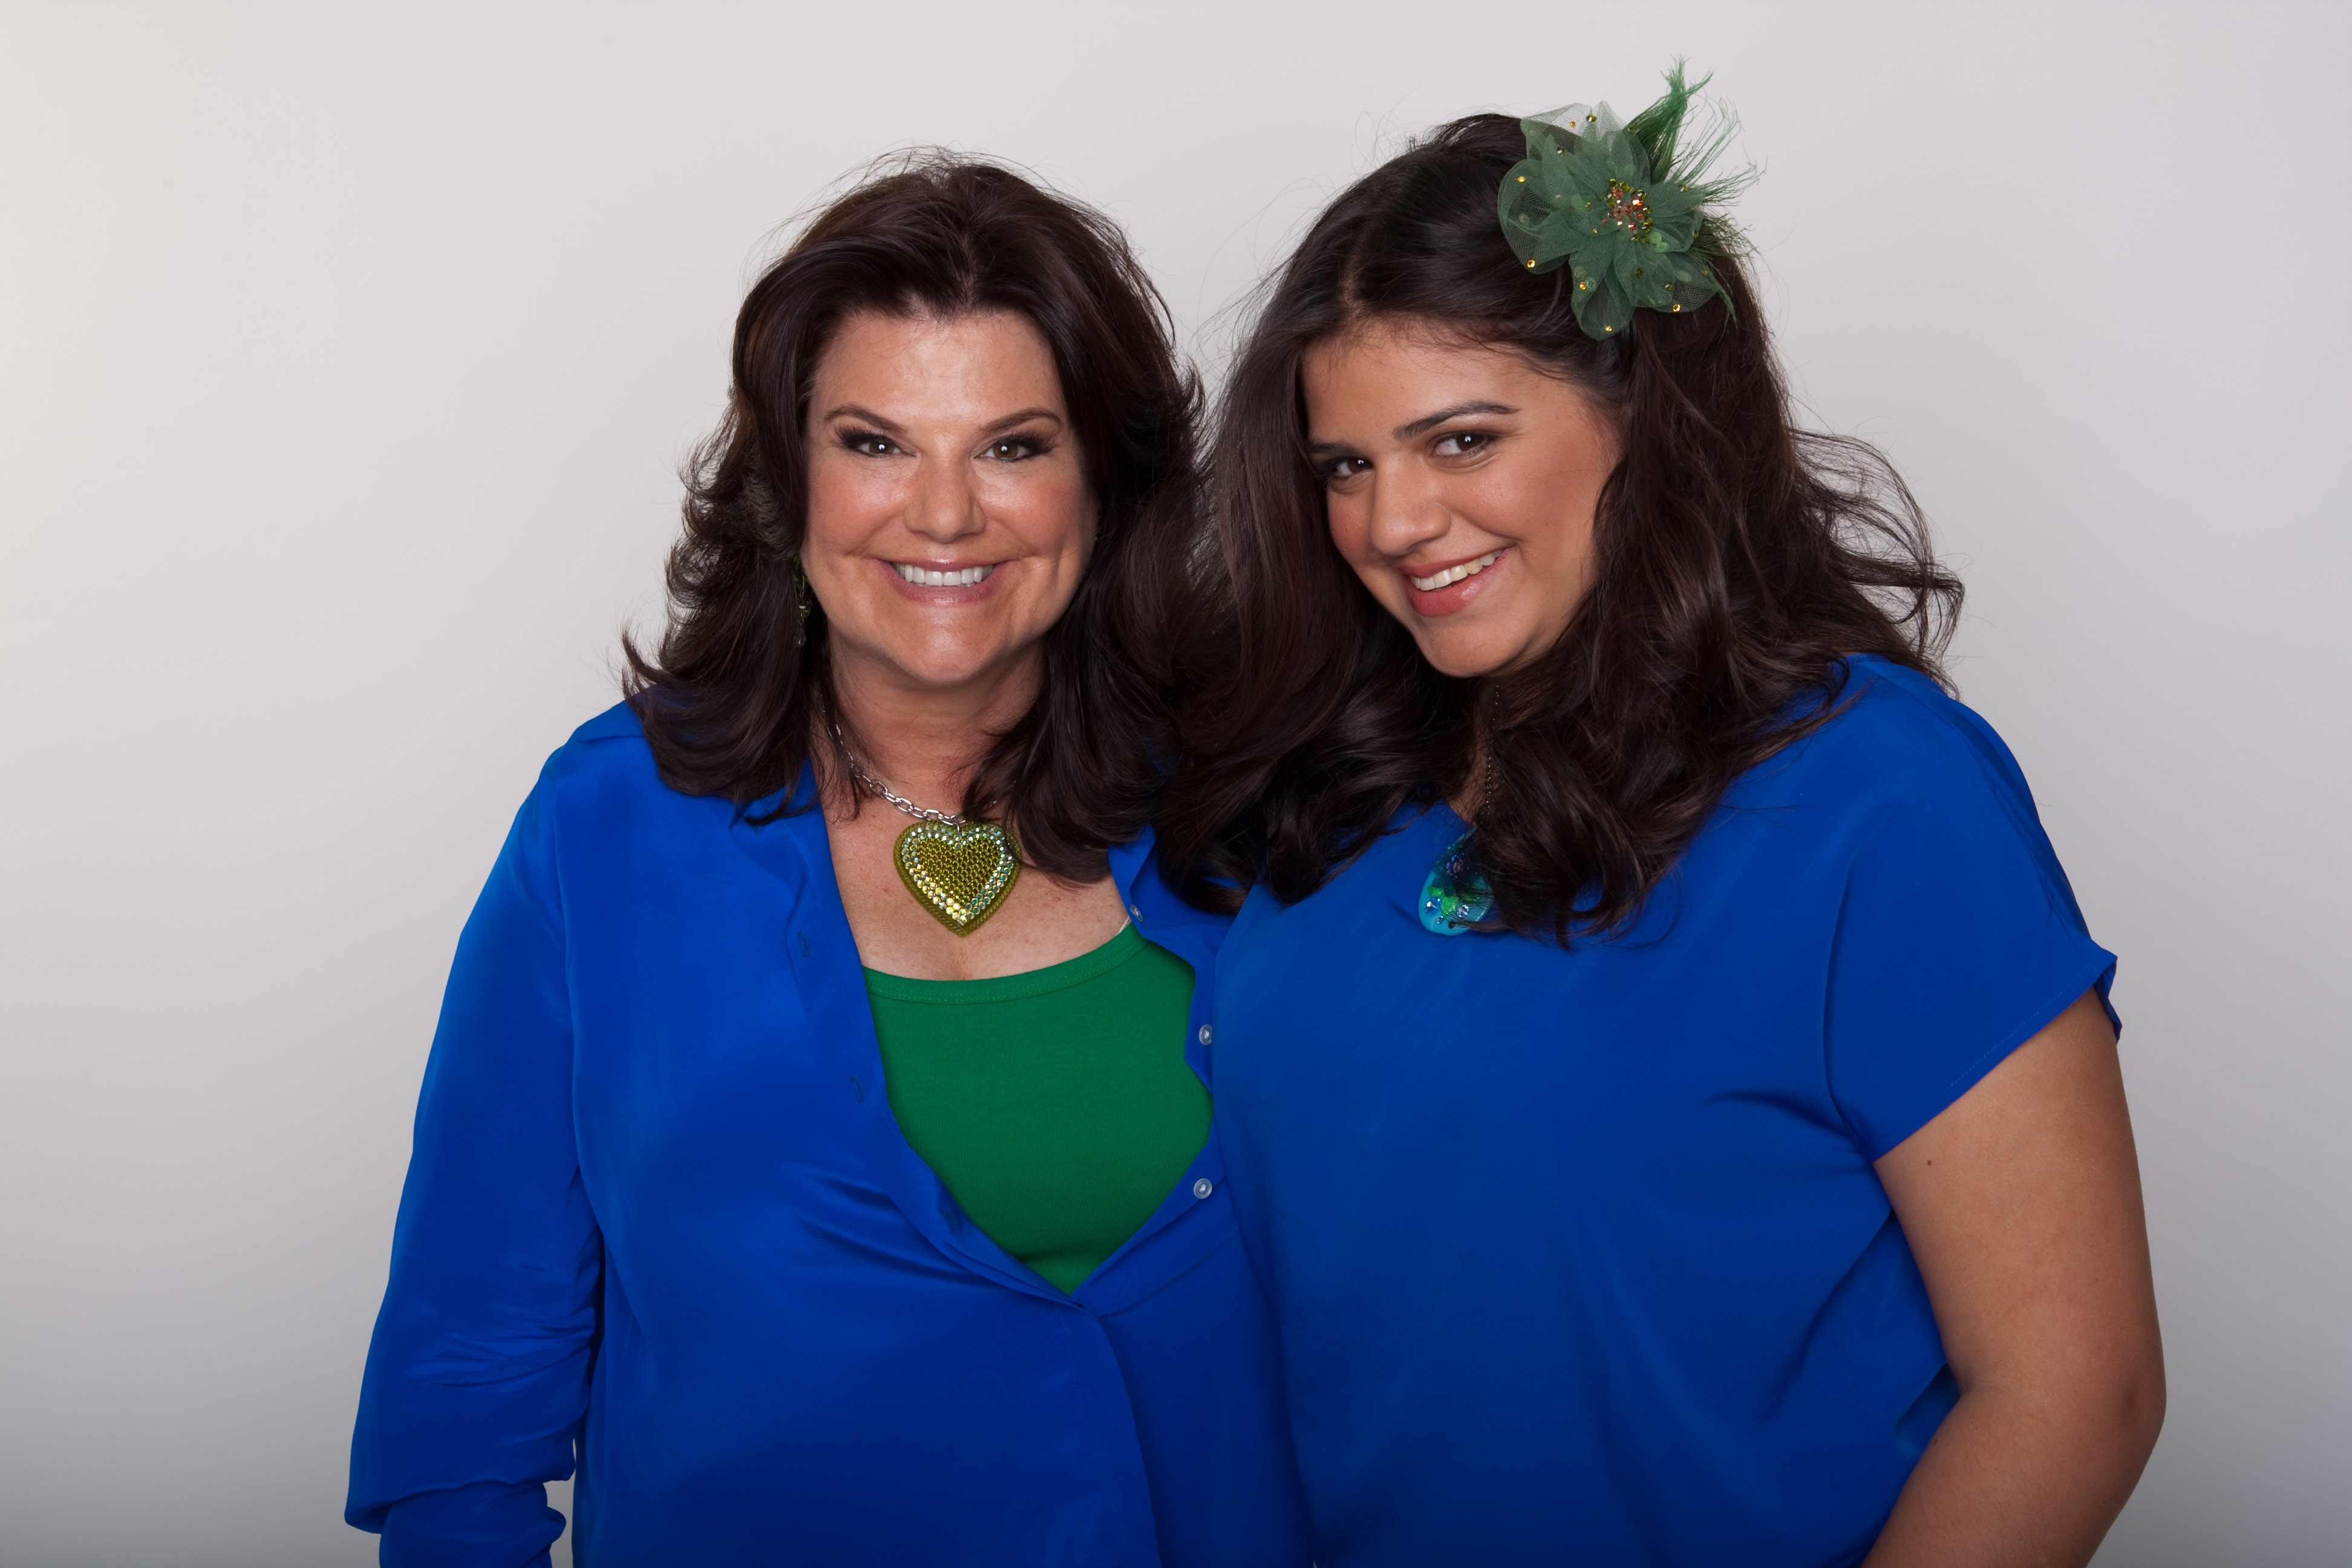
2;3;2344;1564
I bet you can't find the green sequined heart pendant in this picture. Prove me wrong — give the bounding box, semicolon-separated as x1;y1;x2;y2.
893;819;1021;936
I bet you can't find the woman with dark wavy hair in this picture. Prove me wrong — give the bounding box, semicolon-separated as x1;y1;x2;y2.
1159;75;2161;1567
347;156;1308;1567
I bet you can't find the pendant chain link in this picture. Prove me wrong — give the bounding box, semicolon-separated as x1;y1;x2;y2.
832;725;967;826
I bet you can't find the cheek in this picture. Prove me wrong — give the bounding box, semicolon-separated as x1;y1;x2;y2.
1494;493;1601;637
998;466;1094;561
1480;461;1596;564
1515;500;1597;588
802;459;884;555
1323;489;1374;564
1327;503;1403;607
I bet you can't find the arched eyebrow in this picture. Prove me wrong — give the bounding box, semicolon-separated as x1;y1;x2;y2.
820;403;903;432
980;408;1065;436
818;404;1065;436
1393;400;1514;441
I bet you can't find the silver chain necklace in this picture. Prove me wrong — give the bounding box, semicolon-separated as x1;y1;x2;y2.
832;726;967;825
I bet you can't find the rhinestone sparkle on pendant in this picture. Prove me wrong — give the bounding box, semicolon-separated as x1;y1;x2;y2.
832;729;1022;937
1419;834;1495;936
894;818;1021;936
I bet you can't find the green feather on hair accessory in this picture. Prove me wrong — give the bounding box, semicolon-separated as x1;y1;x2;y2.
1498;61;1757;340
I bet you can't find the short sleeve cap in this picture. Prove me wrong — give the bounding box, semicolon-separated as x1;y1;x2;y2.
1800;667;2117;1159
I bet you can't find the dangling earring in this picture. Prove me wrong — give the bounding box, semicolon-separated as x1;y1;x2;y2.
789;554;811;649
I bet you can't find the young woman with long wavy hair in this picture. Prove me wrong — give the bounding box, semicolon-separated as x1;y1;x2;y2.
1159;78;2161;1568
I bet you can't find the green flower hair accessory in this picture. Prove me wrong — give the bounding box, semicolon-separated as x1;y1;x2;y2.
1498;62;1756;340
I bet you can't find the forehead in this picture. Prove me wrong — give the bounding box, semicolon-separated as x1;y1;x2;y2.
814;309;1065;407
1301;321;1538;425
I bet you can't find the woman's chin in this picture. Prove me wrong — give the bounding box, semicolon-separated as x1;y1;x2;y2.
1410;626;1526;681
856;641;1035;696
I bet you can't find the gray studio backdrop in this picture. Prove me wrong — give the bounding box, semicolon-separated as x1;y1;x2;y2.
2;3;2345;1564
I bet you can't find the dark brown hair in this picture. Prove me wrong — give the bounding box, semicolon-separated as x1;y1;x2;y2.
624;153;1201;880
1157;114;1961;938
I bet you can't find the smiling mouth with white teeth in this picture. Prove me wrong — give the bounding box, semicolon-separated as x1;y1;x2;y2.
1408;551;1500;592
893;563;996;587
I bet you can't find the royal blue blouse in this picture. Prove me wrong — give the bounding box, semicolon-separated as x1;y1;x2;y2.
1209;658;2117;1567
347;705;1308;1567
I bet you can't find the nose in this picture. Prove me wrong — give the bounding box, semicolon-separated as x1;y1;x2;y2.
1363;466;1452;560
905;451;986;544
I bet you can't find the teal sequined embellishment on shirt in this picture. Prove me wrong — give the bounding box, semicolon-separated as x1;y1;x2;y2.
1419;834;1495;935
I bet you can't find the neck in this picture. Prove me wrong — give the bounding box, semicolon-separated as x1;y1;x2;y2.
826;642;1044;817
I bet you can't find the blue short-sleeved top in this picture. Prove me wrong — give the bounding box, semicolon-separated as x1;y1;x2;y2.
347;704;1309;1567
1209;658;2115;1568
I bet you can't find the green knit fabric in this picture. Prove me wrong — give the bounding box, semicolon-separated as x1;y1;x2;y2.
864;925;1210;1293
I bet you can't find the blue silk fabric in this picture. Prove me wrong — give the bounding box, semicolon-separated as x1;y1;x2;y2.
347;705;1309;1567
1209;659;2118;1567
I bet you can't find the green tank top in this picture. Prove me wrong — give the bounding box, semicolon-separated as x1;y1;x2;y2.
863;924;1210;1294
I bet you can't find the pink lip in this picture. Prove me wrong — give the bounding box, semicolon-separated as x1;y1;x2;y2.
876;558;1005;604
1398;547;1506;616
